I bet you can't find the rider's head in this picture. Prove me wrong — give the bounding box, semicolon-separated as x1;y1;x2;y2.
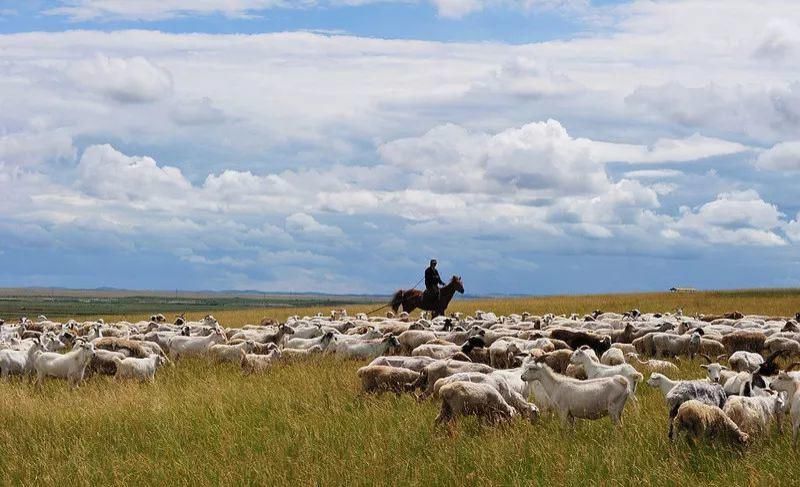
430;259;437;267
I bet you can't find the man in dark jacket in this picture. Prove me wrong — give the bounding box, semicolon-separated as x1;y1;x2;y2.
424;259;445;303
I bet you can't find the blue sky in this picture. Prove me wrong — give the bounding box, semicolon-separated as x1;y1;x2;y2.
1;0;800;295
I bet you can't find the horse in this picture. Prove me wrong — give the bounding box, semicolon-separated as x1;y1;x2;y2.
390;276;464;318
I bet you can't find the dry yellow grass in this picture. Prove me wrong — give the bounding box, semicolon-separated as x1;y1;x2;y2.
3;289;799;485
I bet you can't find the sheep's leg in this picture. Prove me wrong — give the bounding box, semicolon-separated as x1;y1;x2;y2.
794;423;798;449
435;402;452;425
667;404;680;440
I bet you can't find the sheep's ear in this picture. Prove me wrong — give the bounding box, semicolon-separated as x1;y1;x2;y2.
721;365;728;370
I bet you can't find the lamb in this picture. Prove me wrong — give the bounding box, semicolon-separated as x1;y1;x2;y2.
209;340;256;363
432;372;539;421
369;355;437;372
435;381;516;425
672;400;749;445
723;393;785;436
768;372;800;448
600;348;625;366
114;354;167;382
280;345;323;359
721;330;766;354
520;362;631;426
625;353;679;374
570;346;643;396
548;328;611;357
240;349;282;375
168;327;227;360
728;351;764;373
33;341;96;388
660;377;727;439
356;365;420;394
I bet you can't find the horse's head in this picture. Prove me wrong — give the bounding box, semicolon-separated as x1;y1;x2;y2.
450;275;464;294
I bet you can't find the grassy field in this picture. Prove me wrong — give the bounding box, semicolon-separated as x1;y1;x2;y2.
1;289;799;485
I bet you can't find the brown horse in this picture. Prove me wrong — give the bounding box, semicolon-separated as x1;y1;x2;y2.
390;276;464;318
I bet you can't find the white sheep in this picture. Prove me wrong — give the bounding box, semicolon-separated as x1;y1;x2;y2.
168;327;227;360
723;393;785;436
727;351;764;373
521;362;631;427
241;349;282;375
432;372;539;421
209;340;256;363
600;348;625;366
435;381;516;425
114;355;167;382
767;372;800;448
33;341;95;388
0;338;43;378
570;346;643;396
335;335;400;360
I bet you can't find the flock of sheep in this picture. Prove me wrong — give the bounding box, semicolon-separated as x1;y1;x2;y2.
2;307;800;448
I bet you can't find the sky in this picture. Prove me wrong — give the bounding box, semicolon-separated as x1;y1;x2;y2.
1;0;800;295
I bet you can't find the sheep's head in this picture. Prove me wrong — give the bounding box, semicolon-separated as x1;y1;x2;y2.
646;373;666;388
466;336;485;349
521;362;546;382
384;335;401;349
699;359;727;383
570;347;593;365
280;324;296;335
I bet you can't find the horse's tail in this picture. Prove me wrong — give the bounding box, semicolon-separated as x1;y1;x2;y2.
390;290;404;313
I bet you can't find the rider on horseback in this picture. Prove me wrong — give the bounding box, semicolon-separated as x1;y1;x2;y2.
424;259;445;304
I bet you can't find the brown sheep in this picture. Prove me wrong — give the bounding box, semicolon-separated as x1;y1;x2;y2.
548;329;611;357
356;365;420;394
93;337;150;358
720;331;766;354
672;400;749;445
698;338;726;357
534;349;572;374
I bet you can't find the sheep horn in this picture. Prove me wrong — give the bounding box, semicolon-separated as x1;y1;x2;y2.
698;354;712;364
716;354;728;362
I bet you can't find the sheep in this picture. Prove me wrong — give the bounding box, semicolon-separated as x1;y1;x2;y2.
356;365;420;394
534;349;572;374
721;330;766;354
600;348;625;366
209;340;256;364
723;393;785;436
570;346;643;396
336;335;400;360
625;353;679;374
33;341;95;388
412;337;485;360
646;372;685;396
435;381;516;425
660;377;727;439
240;349;282;375
698;354;738;385
548;329;611;357
651;330;702;359
520;362;631;427
114;355;167;382
93;337;150;358
85;349;127;377
369;355;437;372
0;338;43;378
397;330;436;354
672;400;749;445
285;331;337;351
280;345;323;359
259;324;296;346
728;351;764;373
414;359;495;400
764;336;800;358
432;372;539;421
168;327;227;360
698;338;726;357
768;372;800;448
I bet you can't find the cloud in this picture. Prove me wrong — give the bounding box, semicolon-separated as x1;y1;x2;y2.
755;141;800;171
76;144;192;200
67;54;173;103
622;169;684;179
170;97;228;125
0;131;75;166
673;190;787;246
285;213;344;238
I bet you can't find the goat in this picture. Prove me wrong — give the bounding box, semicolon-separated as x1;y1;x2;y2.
769;372;800;448
521;362;631;427
33;341;95;388
114;355;167;382
570;346;642;396
432;372;539;421
356;365;419;394
625;353;679;374
723;393;785;436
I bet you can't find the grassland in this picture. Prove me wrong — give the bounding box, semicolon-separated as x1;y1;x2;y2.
1;289;799;485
